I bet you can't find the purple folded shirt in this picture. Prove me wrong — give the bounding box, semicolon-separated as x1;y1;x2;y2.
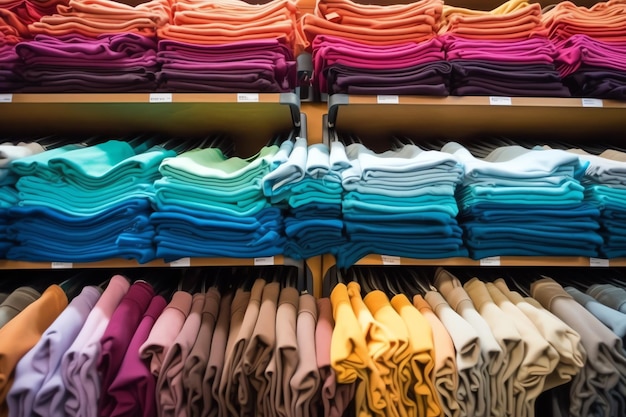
442;34;558;64
554;34;626;77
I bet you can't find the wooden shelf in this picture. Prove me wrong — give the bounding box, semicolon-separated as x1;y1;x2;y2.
0;255;295;270
326;95;626;144
0;93;301;157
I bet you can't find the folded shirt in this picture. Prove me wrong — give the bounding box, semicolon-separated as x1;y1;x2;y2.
554;34;626;77
439;0;547;39
542;0;626;42
563;65;626;99
29;0;170;38
443;34;557;64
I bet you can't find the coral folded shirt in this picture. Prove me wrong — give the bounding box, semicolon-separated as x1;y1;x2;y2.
542;0;626;42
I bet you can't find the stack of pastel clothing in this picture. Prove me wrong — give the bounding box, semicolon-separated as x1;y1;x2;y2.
151;145;286;260
440;0;569;97
11;33;159;92
155;0;299;92
569;148;626;258
0;142;45;256
443;142;602;259
335;142;467;268
545;0;626;99
6;140;175;262
312;35;450;96
303;0;446;97
262;138;346;259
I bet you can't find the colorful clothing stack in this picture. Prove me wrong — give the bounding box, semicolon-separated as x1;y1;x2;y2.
336;142;467;268
444;142;602;259
304;0;447;96
155;0;299;92
569;148;626;258
545;0;626;99
12;33;159;92
0;142;44;257
6;140;174;263
262;138;346;259
440;0;569;96
151;145;286;260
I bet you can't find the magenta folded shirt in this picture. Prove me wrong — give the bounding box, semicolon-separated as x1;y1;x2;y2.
442;34;557;64
554;34;626;77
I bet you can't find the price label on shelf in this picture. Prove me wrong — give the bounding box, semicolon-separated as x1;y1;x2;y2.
489;96;512;106
480;256;501;266
51;262;73;269
254;256;275;266
589;257;609;267
149;93;172;103
237;93;259;103
377;95;399;104
381;255;401;265
170;257;191;267
581;98;603;108
0;94;13;103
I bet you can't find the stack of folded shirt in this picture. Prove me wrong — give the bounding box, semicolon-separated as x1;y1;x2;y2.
156;0;299;92
262;138;346;259
443;35;570;96
443;142;602;259
544;0;626;98
334;142;467;268
439;0;569;96
12;33;159;92
29;0;169;38
0;42;23;91
569;148;626;258
304;0;445;97
151;144;285;260
0;141;45;256
312;35;450;96
7;140;174;262
156;38;296;92
0;0;67;40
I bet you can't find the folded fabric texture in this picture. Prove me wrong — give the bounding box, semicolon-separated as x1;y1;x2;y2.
11;33;158;93
572;149;626;257
335;142;466;267
158;0;303;56
28;0;170;38
156;38;297;93
302;0;442;51
4;140;174;263
152;144;285;259
312;35;447;95
554;34;626;77
562;64;626;99
0;43;23;90
439;0;547;39
0;0;68;43
443;142;601;259
263;139;346;259
543;0;626;43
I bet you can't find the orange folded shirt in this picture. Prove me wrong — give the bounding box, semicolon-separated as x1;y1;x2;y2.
542;0;626;41
29;0;170;37
439;0;548;39
301;0;442;51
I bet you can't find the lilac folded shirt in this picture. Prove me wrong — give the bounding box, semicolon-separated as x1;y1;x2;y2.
98;281;155;417
7;286;101;417
106;295;167;417
61;275;130;417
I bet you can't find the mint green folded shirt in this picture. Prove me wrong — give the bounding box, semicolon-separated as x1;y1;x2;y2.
10;144;84;182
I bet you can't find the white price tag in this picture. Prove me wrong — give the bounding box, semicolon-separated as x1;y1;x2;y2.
149;93;172;103
254;256;275;266
170;257;191;267
480;256;501;266
589;257;609;267
581;98;603;108
381;255;401;265
489;96;512;106
0;94;13;103
51;262;73;269
377;95;399;104
237;93;259;103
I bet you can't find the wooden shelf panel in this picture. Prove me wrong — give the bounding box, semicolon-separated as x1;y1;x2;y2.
0;255;290;270
0;93;301;157
327;95;626;143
